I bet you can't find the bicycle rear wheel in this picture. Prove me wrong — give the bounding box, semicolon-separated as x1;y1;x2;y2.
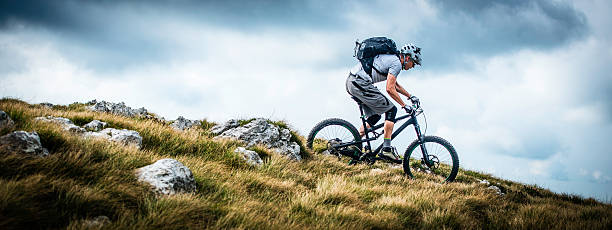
403;136;459;183
306;118;362;156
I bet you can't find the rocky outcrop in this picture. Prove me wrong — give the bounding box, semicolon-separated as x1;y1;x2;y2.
214;118;301;161
35;116;142;148
135;159;197;195
0;131;49;157
34;116;86;133
84;120;107;132
170;116;199;131
0;110;15;131
210;119;239;135
234;147;263;166
84;128;142;148
88;100;151;118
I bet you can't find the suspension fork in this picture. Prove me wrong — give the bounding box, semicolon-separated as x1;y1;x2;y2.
413;115;432;167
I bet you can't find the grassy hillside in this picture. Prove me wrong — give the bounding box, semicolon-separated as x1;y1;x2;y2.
0;98;610;229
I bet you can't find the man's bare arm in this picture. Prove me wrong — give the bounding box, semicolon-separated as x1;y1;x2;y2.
395;82;411;98
386;73;407;107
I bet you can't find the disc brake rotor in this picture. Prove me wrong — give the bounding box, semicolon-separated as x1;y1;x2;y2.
428;155;440;169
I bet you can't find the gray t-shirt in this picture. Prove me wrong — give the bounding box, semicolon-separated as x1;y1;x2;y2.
350;54;401;84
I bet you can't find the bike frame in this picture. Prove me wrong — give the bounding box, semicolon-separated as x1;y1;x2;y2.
335;102;431;165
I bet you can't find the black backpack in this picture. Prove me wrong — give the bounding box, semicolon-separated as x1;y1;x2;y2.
354;37;400;76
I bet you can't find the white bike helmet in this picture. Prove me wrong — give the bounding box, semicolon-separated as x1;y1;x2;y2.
400;43;422;65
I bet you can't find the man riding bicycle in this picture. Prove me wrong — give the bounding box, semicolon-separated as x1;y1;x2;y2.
345;43;422;160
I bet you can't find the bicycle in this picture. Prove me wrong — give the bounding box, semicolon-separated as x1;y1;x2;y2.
306;97;460;183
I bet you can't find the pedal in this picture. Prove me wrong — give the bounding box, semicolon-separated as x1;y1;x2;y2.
379;147;401;162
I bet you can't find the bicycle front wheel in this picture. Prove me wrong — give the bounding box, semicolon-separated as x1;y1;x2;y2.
306;118;362;155
403;136;459;183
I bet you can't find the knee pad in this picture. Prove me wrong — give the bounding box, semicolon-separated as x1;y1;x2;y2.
384;106;397;122
366;114;381;126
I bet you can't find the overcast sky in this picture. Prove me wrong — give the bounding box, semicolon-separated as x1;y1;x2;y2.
1;0;610;201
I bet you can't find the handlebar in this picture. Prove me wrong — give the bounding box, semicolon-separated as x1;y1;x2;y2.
414;106;423;116
409;101;423;116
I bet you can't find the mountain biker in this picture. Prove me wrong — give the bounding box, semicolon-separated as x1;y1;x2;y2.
345;43;422;160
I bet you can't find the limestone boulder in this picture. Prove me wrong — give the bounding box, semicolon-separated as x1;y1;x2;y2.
85;128;142;148
0;131;49;157
34;116;86;133
478;179;491;186
0;110;15;131
234;147;263;166
478;179;504;196
87;100;150;118
215;118;301;161
170;116;199;131
84;120;107;132
135;159;197;195
34;115;141;148
39;102;54;109
488;185;504;196
210;119;239;135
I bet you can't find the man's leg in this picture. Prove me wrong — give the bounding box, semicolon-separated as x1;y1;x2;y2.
360;114;381;137
382;107;398;160
359;124;369;137
383;106;397;141
383;120;394;139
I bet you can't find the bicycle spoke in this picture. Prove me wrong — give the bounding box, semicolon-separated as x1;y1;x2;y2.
314;125;357;146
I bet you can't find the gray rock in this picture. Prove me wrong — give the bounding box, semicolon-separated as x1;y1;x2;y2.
170;116;199;131
34;115;141;148
83;131;111;139
215;118;301;161
39;102;54;109
234;147;263;166
210;119;239;135
0;110;15;131
34;116;86;133
135;159;197;195
84;120;107;131
478;179;491;186
87;100;151;118
83;216;110;228
488;185;504;196
85;128;142;148
477;179;504;195
0;131;49;157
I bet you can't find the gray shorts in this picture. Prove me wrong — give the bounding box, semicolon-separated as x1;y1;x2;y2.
345;74;394;118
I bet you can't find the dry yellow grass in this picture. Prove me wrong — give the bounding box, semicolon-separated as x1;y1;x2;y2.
0;98;611;229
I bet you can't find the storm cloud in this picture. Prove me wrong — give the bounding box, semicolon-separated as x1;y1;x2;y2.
0;0;589;71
